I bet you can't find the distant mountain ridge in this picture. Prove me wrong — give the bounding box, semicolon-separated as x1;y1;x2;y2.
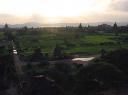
0;22;127;28
0;22;42;28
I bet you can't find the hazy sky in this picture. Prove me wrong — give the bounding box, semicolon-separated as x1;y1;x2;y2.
0;0;128;24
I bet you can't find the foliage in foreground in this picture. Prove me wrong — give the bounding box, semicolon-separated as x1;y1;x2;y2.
22;49;128;95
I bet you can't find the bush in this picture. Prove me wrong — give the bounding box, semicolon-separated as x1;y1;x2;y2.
74;62;126;95
42;63;77;95
103;49;128;74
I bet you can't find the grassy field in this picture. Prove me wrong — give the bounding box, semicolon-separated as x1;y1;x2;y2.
0;32;5;40
14;30;128;57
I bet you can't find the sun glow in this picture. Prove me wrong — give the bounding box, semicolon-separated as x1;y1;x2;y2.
0;0;111;23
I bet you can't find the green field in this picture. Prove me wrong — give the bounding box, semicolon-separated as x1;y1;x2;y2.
14;30;128;57
0;32;5;40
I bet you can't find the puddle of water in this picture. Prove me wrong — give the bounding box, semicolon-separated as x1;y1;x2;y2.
72;57;95;61
13;49;17;54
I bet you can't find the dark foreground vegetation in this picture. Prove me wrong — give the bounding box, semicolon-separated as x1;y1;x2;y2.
0;23;128;95
21;48;128;95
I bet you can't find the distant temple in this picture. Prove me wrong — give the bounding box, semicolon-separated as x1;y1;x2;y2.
3;23;9;33
4;23;9;29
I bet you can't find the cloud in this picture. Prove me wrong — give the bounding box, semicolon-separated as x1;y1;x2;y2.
110;0;128;11
0;0;128;24
0;14;17;24
28;14;44;23
0;14;14;18
0;14;41;24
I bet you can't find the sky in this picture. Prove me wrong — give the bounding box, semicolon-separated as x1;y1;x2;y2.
0;0;128;24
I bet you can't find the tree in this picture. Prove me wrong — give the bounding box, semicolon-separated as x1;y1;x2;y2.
4;23;14;41
101;48;107;58
74;62;126;95
103;49;128;74
78;23;82;29
43;63;76;95
53;44;64;59
4;23;9;29
31;48;48;64
74;23;84;39
22;75;61;95
78;23;83;32
113;22;118;36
